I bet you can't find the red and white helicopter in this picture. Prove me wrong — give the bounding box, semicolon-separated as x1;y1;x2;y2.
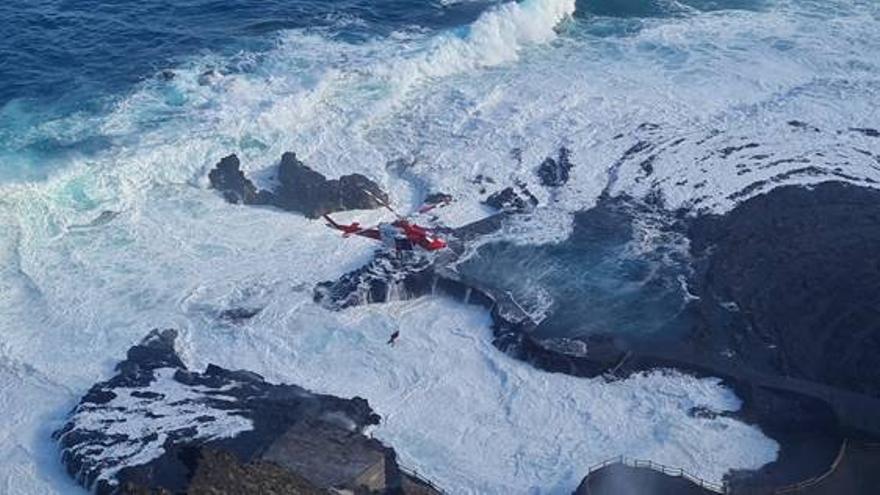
323;193;450;252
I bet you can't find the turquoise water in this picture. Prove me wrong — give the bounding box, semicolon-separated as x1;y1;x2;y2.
0;0;489;182
5;0;876;183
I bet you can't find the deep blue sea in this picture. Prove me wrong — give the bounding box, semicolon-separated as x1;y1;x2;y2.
0;0;770;107
0;0;495;181
3;0;845;182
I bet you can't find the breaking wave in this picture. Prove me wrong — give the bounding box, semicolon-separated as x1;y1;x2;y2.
393;0;575;83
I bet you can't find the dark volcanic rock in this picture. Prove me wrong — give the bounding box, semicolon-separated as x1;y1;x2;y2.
55;329;436;495
484;183;539;212
850;127;879;138
207;155;267;205
209;152;389;218
273;152;389;218
537;147;574;187
218;307;261;323
424;192;453;206
689;181;880;396
314;250;435;310
164;448;327;495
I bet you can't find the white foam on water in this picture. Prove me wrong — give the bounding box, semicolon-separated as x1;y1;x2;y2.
60;367;254;487
388;0;576;83
184;296;778;493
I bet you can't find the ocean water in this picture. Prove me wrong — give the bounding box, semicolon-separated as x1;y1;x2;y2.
1;0;878;493
456;202;693;340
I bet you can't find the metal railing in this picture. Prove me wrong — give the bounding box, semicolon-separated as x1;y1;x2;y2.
585;437;855;495
773;439;848;494
585;455;727;494
398;465;446;494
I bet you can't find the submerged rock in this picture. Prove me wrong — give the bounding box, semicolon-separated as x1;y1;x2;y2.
218;307;262;323
208;152;389;218
849;127;879;138
537;147;575;187
54;329;439;495
484;183;539;212
423;192;453;207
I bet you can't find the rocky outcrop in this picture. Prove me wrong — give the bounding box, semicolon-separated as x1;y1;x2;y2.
273;152;390;217
207;155;269;205
315;180;880;401
126;448;328;495
208;152;389;218
314;250;436;310
483;182;539;212
54;329;439;495
537;147;574;187
689;181;880;397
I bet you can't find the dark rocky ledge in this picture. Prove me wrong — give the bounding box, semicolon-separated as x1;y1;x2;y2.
483;182;539;212
54;329;440;495
688;181;880;398
208;152;389;218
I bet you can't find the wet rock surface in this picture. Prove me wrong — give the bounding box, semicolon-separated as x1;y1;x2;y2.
55;329;438;495
209;152;389;218
537;146;575;187
314;180;880;401
207;154;266;205
483;182;539;212
689;181;880;397
602;122;880;212
314;250;437;310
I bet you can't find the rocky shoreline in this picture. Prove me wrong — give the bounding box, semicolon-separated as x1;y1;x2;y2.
312;181;880;491
54;329;440;495
53;138;880;493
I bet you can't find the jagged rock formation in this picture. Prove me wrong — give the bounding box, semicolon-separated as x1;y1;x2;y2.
537;147;574;187
54;329;439;495
208;152;389;218
483;182;539;212
314;250;436;310
207;155;268;205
